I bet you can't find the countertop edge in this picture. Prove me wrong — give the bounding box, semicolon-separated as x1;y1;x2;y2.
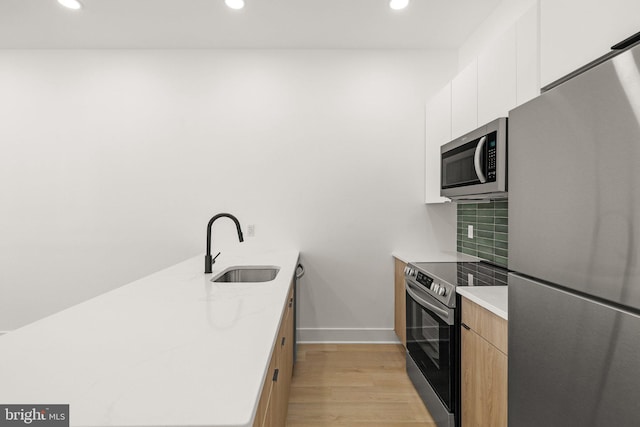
456;287;508;320
392;251;481;265
246;260;298;427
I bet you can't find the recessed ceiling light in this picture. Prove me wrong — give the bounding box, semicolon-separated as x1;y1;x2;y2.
389;0;409;10
57;0;82;10
225;0;245;10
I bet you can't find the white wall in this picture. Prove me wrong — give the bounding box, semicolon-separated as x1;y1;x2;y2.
0;49;458;338
458;0;537;70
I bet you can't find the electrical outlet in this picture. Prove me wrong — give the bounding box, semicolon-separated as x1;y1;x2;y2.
468;273;474;286
247;224;255;237
468;225;474;239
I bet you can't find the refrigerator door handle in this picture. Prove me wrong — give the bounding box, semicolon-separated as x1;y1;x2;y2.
474;136;487;183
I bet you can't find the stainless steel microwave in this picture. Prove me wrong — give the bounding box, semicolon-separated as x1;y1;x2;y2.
440;117;507;201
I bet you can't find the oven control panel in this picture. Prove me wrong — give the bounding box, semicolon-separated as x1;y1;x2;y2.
405;267;438;291
415;272;449;297
404;266;435;288
416;271;433;288
405;264;456;307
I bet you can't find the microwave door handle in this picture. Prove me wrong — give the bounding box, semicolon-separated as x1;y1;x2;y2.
474;136;487;183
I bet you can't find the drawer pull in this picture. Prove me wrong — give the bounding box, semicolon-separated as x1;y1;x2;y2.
281;337;286;346
273;368;279;382
462;323;471;330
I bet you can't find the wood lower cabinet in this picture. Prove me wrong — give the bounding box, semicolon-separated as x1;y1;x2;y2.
253;281;295;427
393;258;407;347
461;297;508;427
254;348;277;427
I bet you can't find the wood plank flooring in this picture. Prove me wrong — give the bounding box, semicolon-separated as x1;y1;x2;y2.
286;344;436;426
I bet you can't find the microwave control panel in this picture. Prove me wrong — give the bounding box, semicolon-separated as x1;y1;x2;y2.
486;131;497;182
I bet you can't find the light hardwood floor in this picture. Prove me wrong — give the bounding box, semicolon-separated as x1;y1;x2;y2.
285;344;436;426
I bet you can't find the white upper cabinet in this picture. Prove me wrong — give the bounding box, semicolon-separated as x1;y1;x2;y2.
424;1;541;204
540;0;640;87
425;83;452;204
478;26;517;125
516;4;540;104
451;59;478;139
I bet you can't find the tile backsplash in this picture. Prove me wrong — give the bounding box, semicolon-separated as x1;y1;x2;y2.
457;200;508;267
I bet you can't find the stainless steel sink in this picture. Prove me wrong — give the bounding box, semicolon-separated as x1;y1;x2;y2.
211;266;280;283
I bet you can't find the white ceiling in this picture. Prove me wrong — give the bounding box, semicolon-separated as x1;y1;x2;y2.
0;0;501;49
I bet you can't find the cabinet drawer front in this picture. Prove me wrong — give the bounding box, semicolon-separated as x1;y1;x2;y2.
462;297;508;354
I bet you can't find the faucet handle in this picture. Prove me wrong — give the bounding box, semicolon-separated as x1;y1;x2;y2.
212;252;221;265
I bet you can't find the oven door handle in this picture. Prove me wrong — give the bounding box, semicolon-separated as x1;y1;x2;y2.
405;281;453;325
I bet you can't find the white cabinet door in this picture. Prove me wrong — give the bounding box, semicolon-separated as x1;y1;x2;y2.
540;0;640;87
451;59;478;139
516;4;540;105
425;83;452;204
478;26;517;125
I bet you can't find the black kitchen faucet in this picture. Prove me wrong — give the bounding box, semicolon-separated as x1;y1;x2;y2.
205;213;244;274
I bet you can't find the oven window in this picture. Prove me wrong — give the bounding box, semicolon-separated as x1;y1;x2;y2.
418;309;442;368
406;292;455;411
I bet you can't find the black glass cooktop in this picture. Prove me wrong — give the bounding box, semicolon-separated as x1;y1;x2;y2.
411;261;509;288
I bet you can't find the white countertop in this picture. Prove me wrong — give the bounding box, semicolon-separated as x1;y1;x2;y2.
392;250;480;264
0;248;300;427
456;286;508;320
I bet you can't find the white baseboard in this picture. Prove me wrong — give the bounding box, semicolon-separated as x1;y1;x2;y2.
298;328;401;344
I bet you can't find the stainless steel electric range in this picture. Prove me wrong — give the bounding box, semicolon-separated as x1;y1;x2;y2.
404;261;508;427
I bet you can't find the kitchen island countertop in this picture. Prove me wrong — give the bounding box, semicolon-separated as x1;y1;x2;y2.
0;247;299;427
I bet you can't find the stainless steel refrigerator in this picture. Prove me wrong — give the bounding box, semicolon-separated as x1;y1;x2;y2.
508;42;640;426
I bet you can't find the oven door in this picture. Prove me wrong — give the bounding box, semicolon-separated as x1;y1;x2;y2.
405;279;456;412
